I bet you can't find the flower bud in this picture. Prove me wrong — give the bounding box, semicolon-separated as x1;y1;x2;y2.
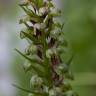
49;88;56;96
30;44;37;53
55;64;68;75
23;61;31;71
46;48;56;58
34;23;41;30
19;0;29;6
39;7;49;16
49;87;62;96
30;75;43;88
61;80;72;92
25;46;30;55
55;87;62;95
25;44;37;55
46;49;53;58
42;86;49;93
19;15;30;24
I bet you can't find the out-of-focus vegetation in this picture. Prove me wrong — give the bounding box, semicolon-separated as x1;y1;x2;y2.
63;0;96;72
62;0;96;96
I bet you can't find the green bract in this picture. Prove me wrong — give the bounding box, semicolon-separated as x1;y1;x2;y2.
15;0;78;96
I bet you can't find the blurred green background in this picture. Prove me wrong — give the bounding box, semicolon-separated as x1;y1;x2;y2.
0;0;96;96
63;0;96;96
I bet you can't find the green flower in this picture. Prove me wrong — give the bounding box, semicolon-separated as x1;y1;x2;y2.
39;7;49;16
49;87;63;96
55;63;68;75
25;44;37;55
49;88;56;96
46;48;57;58
30;75;43;88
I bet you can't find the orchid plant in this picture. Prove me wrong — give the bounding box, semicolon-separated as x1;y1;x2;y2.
14;0;78;96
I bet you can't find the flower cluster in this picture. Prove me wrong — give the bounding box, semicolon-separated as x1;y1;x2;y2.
16;0;78;96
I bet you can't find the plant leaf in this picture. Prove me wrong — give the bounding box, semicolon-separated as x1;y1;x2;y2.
19;6;36;17
21;31;42;44
15;49;45;76
66;54;74;66
15;49;36;63
12;84;42;95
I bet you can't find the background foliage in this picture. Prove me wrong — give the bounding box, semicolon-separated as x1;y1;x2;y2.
63;0;96;96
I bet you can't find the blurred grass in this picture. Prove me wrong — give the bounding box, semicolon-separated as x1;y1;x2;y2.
75;85;96;96
62;0;96;96
73;73;96;86
63;0;96;72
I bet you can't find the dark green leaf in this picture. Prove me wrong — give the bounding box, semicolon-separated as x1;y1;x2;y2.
21;31;40;43
12;84;42;95
15;49;36;63
15;49;45;76
19;6;36;17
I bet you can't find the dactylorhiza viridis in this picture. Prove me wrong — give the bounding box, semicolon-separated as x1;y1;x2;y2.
14;0;78;96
